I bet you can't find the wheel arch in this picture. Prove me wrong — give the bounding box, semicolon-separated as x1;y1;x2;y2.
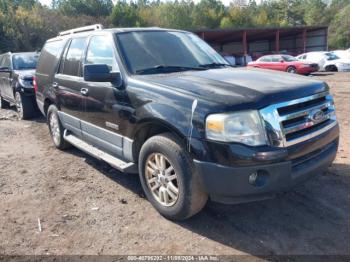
132;118;189;163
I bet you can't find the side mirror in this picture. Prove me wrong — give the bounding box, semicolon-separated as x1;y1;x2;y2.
84;64;122;87
279;60;284;63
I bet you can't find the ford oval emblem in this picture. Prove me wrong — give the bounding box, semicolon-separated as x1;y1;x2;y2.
311;110;326;122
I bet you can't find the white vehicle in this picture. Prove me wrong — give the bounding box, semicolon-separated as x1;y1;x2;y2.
296;51;350;72
332;49;350;60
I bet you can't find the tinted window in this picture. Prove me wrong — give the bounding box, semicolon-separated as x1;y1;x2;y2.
13;53;39;70
86;36;118;71
37;40;65;75
259;56;271;62
325;52;339;61
62;38;87;76
116;31;228;74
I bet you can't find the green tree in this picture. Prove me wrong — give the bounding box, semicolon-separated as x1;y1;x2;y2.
193;0;225;28
109;1;139;27
56;0;113;17
329;3;350;49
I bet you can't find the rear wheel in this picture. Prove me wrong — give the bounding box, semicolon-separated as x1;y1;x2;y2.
139;133;208;220
15;92;35;120
47;104;71;150
286;66;297;74
0;95;10;109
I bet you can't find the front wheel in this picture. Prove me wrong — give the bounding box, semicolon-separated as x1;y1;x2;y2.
139;133;208;220
286;66;297;74
15;92;35;120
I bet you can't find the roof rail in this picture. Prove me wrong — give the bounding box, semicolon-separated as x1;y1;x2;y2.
58;24;104;36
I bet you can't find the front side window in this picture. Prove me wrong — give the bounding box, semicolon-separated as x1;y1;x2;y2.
86;36;118;71
116;31;228;74
282;55;297;62
61;37;87;76
13;53;39;70
325;52;339;61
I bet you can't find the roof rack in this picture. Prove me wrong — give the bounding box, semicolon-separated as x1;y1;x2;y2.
58;24;104;36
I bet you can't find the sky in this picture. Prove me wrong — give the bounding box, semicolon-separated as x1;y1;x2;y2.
39;0;262;7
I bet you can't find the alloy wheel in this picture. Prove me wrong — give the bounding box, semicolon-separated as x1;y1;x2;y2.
15;92;23;119
145;153;179;207
49;112;61;146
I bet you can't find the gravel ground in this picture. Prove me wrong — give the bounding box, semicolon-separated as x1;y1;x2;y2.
0;72;349;257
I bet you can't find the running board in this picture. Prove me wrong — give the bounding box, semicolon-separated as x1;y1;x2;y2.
63;131;137;173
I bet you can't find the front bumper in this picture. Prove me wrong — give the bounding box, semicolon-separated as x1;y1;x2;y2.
194;129;339;204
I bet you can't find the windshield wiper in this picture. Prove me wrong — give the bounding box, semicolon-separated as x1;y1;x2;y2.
198;62;231;68
136;65;206;75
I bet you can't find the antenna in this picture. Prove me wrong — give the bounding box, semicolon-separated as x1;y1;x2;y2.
188;99;198;152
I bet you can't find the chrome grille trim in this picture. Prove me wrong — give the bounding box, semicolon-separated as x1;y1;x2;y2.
260;91;337;147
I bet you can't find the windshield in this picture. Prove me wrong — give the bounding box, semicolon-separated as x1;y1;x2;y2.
282;55;297;62
116;31;229;75
12;53;39;70
325;53;339;61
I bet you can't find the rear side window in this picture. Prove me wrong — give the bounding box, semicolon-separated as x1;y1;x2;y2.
60;37;87;76
259;56;271;62
85;36;118;71
37;40;65;75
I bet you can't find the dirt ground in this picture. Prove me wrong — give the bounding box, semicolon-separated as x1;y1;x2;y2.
0;72;350;257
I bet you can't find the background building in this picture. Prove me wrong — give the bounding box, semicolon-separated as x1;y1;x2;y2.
194;26;328;62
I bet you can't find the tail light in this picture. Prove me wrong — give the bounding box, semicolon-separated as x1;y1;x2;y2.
33;76;38;92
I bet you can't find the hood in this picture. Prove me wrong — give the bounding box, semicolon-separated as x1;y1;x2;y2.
136;67;327;110
14;69;35;79
335;58;350;64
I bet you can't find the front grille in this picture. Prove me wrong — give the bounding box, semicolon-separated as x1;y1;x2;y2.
260;92;337;147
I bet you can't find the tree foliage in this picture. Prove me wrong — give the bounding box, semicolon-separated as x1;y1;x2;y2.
0;0;349;53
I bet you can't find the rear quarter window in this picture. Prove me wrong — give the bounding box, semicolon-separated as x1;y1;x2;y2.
37;40;65;76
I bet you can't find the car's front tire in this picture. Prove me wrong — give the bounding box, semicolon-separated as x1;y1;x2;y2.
47;104;71;150
15;92;35;120
139;133;208;220
286;66;297;74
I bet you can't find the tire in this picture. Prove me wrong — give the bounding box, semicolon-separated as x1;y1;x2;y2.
47;104;71;150
325;65;338;72
139;133;208;220
15;92;35;120
286;66;297;74
0;95;10;109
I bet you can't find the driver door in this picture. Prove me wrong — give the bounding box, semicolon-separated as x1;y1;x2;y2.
79;34;126;158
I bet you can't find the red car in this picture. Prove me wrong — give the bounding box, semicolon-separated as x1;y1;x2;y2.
247;54;319;75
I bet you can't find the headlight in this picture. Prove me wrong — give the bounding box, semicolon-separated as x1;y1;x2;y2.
205;110;267;146
18;76;33;87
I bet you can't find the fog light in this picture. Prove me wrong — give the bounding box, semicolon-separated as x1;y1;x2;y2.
249;172;258;185
249;170;269;187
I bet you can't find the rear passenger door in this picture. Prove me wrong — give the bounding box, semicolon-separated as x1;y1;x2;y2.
54;37;87;137
79;35;126;158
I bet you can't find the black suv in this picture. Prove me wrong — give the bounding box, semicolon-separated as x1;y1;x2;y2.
0;52;39;119
35;25;339;220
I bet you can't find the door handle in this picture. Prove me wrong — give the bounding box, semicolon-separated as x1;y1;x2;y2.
80;88;89;96
52;82;59;89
